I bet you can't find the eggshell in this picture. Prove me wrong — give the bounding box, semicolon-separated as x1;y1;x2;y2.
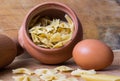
13;38;24;56
72;39;114;70
0;34;17;69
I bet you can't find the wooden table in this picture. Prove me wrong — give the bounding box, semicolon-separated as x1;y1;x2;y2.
0;50;120;81
0;0;120;81
0;0;120;50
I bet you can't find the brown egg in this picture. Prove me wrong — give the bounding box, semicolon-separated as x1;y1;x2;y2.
12;38;24;56
72;39;114;70
0;34;17;69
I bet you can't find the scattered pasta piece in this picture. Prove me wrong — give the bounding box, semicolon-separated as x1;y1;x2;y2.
12;75;40;81
40;73;66;81
52;77;78;81
54;66;73;72
34;68;57;76
67;77;78;81
81;74;120;81
10;66;120;81
71;69;96;76
12;68;33;75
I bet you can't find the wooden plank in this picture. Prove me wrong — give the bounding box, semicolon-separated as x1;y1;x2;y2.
0;50;120;81
0;0;120;49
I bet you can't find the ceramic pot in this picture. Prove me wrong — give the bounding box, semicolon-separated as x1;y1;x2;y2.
18;2;83;64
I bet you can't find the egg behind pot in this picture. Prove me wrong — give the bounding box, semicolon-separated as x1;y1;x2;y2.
0;34;17;69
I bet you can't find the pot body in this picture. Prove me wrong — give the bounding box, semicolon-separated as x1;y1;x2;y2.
18;2;83;64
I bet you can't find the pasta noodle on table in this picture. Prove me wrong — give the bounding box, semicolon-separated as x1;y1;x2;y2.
54;65;73;72
71;69;96;77
12;68;33;75
81;74;120;81
2;66;120;81
12;75;40;81
34;68;57;76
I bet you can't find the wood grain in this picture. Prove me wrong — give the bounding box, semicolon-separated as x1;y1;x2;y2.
0;0;120;49
0;50;120;81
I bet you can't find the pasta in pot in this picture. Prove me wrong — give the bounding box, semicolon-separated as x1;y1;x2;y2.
29;15;74;49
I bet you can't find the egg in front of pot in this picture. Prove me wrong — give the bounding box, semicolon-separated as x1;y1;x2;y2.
0;34;17;69
72;39;114;70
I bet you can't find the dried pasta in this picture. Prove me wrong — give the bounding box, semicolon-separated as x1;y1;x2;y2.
71;69;96;76
54;65;73;72
34;68;57;76
81;74;120;81
12;75;40;81
29;15;74;49
12;68;33;75
11;66;120;81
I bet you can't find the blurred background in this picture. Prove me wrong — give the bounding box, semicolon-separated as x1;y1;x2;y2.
0;0;120;50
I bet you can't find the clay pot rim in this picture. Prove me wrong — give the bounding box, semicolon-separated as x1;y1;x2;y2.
23;2;79;52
